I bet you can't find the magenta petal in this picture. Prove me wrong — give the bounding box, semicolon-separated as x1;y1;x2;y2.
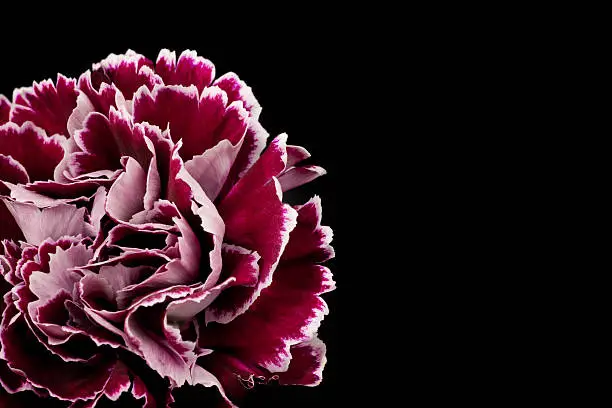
222;134;288;205
1;200;94;245
156;49;215;93
203;245;260;322
100;362;131;401
10;74;78;137
213;72;261;119
133;84;247;160
0;122;65;182
278;336;327;386
219;119;269;198
201;262;331;373
77;71;120;115
73;113;120;171
201;196;334;372
133;85;202;160
133;84;192;155
281;196;335;263
210;180;298;324
91;50;160;100
105;157;146;222
0;95;10;125
0;154;29;185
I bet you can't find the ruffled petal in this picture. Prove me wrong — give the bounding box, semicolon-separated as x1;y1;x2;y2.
105;157;146;222
91;50;161;100
208;178;298;324
10;74;78;137
77;72;121;116
185;138;243;202
28;243;93;302
200;262;332;373
277;336;327;386
133;84;248;160
0;298;114;401
156;49;215;93
0;200;94;245
281;196;335;263
123;286;196;386
0;154;29;185
0;122;65;182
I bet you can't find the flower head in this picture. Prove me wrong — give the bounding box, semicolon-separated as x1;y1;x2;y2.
0;49;334;407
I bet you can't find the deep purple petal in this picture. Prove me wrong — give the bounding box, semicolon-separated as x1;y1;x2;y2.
0;122;65;182
277;336;327;386
1;298;114;401
200;263;331;373
0;154;29;185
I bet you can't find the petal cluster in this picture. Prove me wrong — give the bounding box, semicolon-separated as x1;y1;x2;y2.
0;49;333;407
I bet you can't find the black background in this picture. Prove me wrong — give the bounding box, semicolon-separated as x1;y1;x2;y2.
2;27;349;407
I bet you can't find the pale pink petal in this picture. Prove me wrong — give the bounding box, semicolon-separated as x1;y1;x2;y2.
105;157;146;222
185;138;243;202
278;165;327;192
28;243;93;301
0;200;94;245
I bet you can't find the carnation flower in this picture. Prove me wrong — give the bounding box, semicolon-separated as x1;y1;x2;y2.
0;49;334;407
